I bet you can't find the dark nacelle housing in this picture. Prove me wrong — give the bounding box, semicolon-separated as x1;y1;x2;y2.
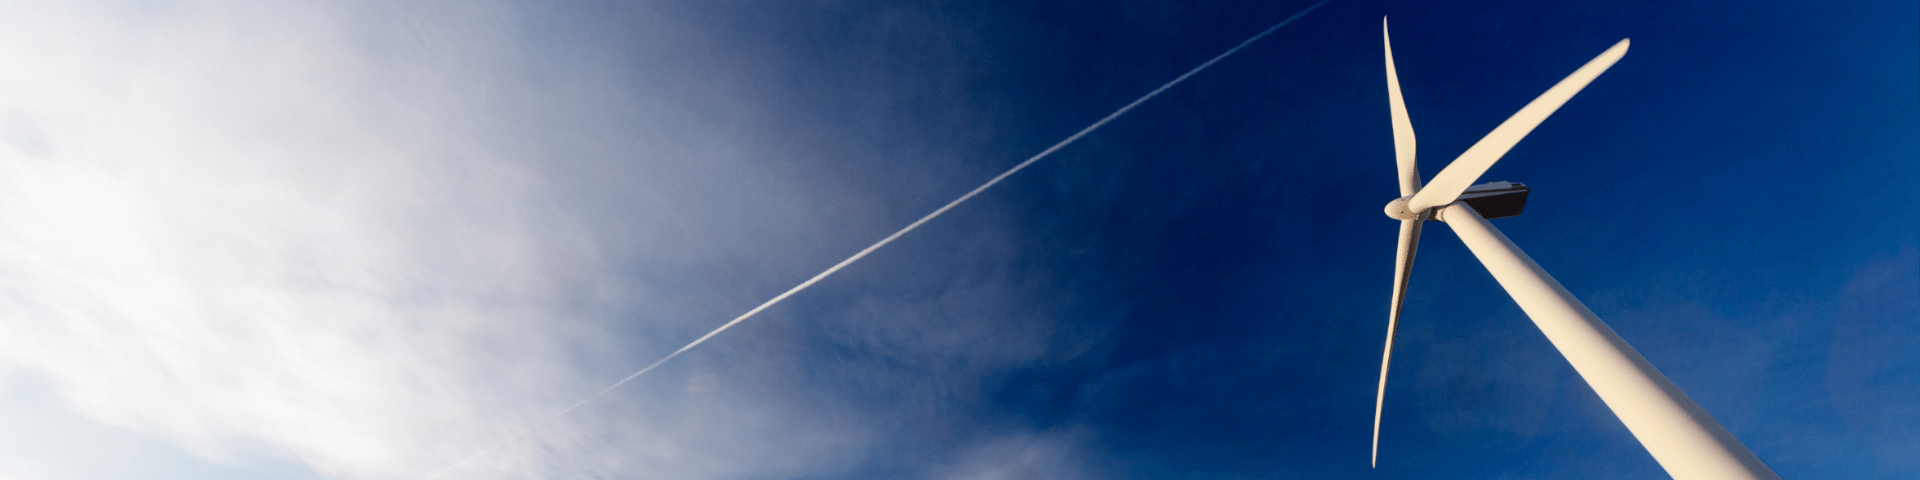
1456;181;1529;219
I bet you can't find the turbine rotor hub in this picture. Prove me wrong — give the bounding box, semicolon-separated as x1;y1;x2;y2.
1383;197;1421;220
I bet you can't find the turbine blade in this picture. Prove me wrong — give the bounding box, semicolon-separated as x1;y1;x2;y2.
1384;17;1420;197
1407;38;1629;212
1374;217;1423;468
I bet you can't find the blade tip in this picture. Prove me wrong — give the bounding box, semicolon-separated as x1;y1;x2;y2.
1606;38;1632;59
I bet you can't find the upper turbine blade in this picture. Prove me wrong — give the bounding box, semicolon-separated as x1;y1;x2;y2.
1373;217;1423;468
1384;17;1420;197
1406;38;1630;212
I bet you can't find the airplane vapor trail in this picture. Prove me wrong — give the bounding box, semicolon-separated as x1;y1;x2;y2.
424;0;1332;477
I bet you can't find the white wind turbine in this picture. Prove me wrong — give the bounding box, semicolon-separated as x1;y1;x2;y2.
1368;18;1781;480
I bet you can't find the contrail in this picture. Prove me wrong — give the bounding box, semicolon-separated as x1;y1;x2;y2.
423;0;1332;477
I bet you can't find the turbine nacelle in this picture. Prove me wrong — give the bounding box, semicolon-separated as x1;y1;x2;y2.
1386;181;1531;221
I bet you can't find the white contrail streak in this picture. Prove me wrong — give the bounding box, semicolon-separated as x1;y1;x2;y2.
423;1;1332;477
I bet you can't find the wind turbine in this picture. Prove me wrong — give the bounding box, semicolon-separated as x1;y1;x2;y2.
1368;18;1781;480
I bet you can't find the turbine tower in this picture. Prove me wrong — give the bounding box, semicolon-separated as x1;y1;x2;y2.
1369;18;1781;480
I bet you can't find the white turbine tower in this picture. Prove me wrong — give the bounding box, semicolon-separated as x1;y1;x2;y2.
1368;18;1781;480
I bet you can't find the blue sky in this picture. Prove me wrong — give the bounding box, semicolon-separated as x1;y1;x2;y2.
0;0;1912;479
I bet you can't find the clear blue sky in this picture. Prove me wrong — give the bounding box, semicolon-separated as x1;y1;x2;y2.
0;1;1912;479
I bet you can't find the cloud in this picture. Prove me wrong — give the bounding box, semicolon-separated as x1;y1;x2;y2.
927;429;1098;480
0;1;632;477
1826;245;1920;474
0;1;1102;479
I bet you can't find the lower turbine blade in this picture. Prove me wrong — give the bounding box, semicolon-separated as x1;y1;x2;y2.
1374;218;1422;468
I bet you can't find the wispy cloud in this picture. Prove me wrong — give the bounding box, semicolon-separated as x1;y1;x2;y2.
0;1;1119;478
0;1;629;477
928;429;1099;480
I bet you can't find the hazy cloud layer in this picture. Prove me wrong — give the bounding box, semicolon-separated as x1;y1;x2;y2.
0;1;1089;479
0;1;614;477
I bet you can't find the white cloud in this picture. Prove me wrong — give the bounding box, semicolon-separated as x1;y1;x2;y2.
0;1;1099;479
0;1;630;478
